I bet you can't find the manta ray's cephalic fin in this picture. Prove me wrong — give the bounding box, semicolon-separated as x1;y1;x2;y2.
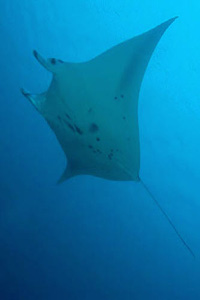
20;88;46;112
33;50;64;73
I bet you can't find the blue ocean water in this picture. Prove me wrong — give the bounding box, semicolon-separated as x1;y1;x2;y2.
1;1;200;299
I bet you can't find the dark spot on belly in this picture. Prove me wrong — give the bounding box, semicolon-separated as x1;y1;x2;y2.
121;94;124;98
108;154;113;160
88;145;93;149
88;108;93;113
114;96;118;100
123;116;126;120
51;58;56;64
63;120;75;133
74;125;83;135
96;137;100;142
108;150;114;160
89;123;99;133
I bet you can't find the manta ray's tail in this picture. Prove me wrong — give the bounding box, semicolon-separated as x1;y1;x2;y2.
140;178;195;258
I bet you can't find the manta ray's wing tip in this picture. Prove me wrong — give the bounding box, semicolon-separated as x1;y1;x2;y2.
172;16;179;22
156;16;178;34
168;16;179;24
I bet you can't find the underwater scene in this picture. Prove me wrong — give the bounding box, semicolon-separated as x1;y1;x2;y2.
1;0;200;299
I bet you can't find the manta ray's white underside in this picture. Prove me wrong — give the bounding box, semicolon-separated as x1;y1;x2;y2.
21;17;177;183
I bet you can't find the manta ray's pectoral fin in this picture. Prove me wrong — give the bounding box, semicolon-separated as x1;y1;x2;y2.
33;50;64;73
20;88;46;112
91;17;178;97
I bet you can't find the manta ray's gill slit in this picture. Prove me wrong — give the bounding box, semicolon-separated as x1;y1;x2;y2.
58;112;83;135
65;113;72;120
74;125;83;135
63;119;75;133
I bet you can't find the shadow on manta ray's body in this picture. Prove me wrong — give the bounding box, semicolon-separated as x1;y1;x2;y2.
21;17;195;257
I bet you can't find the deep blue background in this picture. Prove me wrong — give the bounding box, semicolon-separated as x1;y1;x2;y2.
1;1;200;299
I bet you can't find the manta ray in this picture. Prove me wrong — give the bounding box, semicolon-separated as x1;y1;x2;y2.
21;17;194;257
